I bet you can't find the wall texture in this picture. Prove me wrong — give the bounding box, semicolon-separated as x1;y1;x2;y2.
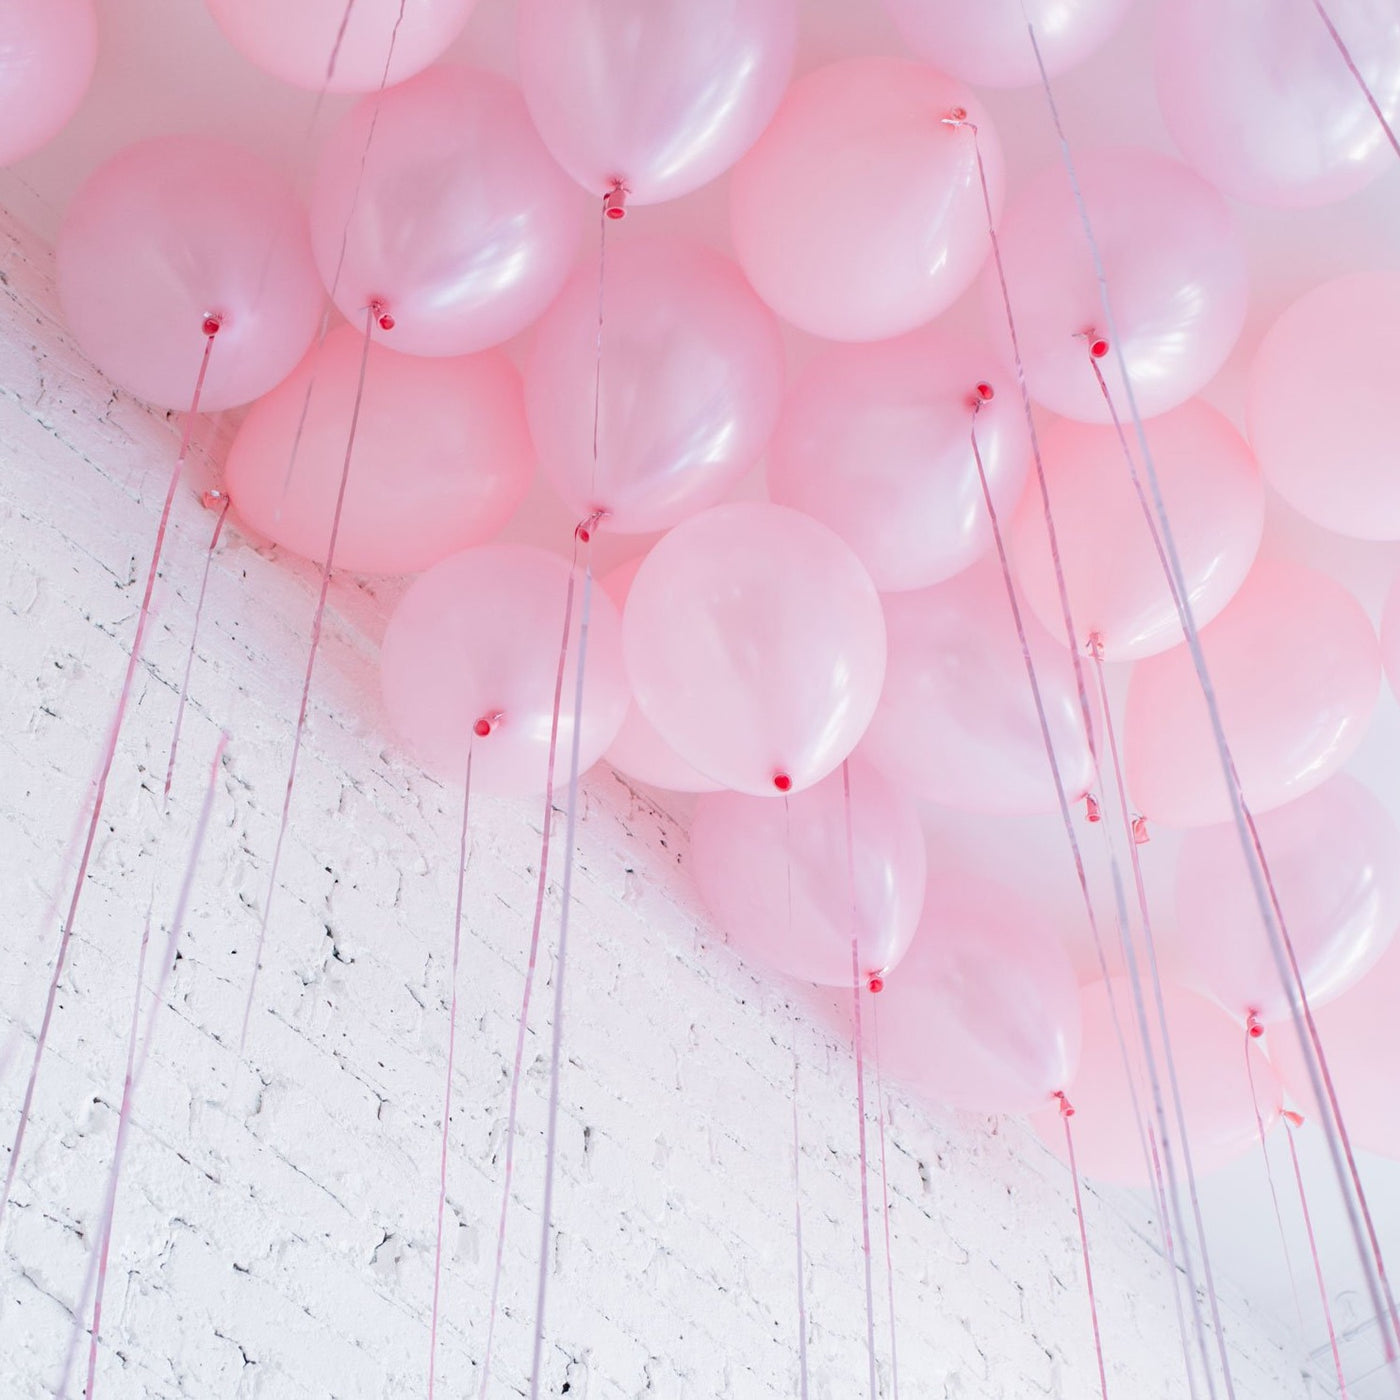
0;207;1309;1399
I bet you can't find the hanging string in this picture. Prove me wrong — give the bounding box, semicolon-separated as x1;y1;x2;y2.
1309;0;1400;163
1243;1019;1307;1339
163;491;230;802
0;318;221;1232
1021;12;1400;1364
528;524;598;1399
871;996;900;1400
236;307;376;1062
1284;1113;1351;1399
1087;637;1238;1400
1053;1093;1110;1399
968;354;1204;1397
428;739;475;1398
841;760;880;1400
783;797;811;1400
55;734;226;1400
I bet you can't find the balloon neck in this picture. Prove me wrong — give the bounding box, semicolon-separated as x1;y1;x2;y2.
1132;815;1150;846
370;298;395;331
200;488;227;510
201;312;224;338
575;509;608;544
1080;329;1110;359
941;106;971;130
474;711;504;739
1086;631;1106;661
1283;1109;1305;1128
1084;793;1102;824
604;181;629;220
867;973;884;994
772;771;793;793
1246;1012;1265;1039
1054;1090;1076;1119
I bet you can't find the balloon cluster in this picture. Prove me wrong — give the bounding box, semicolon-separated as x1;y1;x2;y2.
16;0;1400;1184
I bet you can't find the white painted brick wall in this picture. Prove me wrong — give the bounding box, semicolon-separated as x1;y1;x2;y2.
0;206;1308;1400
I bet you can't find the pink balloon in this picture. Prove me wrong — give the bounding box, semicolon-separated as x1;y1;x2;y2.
1125;560;1380;828
1249;274;1400;541
518;0;796;205
380;545;629;798
984;148;1248;424
1009;400;1265;661
623;503;886;796
876;883;1082;1116
766;327;1029;592
0;0;97;166
1269;940;1400;1161
309;65;584;358
56;137;323;412
525;237;785;534
224;326;532;576
205;0;476;95
1034;979;1282;1184
1171;776;1400;1026
1156;0;1400;209
883;0;1130;89
689;760;926;987
730;58;1004;343
860;559;1098;817
1383;574;1400;703
600;559;722;793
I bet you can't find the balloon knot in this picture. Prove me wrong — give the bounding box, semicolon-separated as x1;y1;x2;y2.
772;772;793;793
941;106;971;129
1086;631;1106;661
474;710;504;739
202;313;224;338
1090;336;1109;360
575;509;608;544
1132;815;1150;846
1246;1012;1265;1039
370;299;395;331
1085;793;1102;824
200;488;226;510
867;974;885;994
1282;1109;1305;1128
604;181;629;220
1055;1091;1076;1119
976;381;994;401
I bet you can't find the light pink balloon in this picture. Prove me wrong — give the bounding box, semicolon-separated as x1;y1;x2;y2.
309;65;584;358
1156;0;1400;209
0;0;97;166
984;148;1248;424
1172;776;1400;1025
525;237;785;534
380;545;629;797
730;58;1004;343
860;559;1098;817
1033;978;1282;1185
1270;940;1400;1161
600;558;722;793
224;326;532;576
56;137;323;412
689;760;926;987
1009;400;1265;661
518;0;796;205
205;0;476;94
623;503;887;796
1125;560;1380;828
1383;574;1400;703
876;883;1082;1116
767;328;1029;592
1249;274;1400;541
883;0;1130;89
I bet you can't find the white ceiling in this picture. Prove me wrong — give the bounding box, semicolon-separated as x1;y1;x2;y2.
5;0;1400;1389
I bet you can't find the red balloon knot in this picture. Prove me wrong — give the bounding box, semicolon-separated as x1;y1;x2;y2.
1055;1091;1076;1119
1084;793;1102;824
941;106;969;128
867;974;885;994
200;488;226;509
576;509;608;544
1282;1109;1305;1128
202;313;224;337
370;299;395;331
474;718;493;738
1132;815;1150;845
1090;337;1110;360
1246;1012;1265;1040
976;382;995;401
474;710;503;739
772;772;793;793
604;181;629;220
